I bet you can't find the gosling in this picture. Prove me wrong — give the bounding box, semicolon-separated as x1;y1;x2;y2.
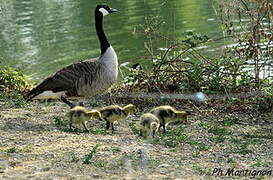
139;113;160;138
150;105;187;133
67;106;101;131
99;104;137;133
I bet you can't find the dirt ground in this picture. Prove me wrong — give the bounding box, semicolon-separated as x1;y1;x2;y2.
0;94;273;179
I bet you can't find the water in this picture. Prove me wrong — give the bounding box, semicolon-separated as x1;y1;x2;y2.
0;0;221;81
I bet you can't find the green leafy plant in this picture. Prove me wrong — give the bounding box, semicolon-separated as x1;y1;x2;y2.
83;144;100;164
6;146;19;153
115;0;272;95
0;65;31;92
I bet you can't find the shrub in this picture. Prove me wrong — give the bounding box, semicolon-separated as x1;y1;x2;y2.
0;65;31;92
117;0;272;94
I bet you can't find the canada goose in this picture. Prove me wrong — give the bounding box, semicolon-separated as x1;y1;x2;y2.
150;105;187;133
139;113;160;138
67;106;101;131
99;104;137;133
25;5;118;106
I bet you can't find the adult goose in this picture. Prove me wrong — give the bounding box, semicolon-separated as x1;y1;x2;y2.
26;5;118;106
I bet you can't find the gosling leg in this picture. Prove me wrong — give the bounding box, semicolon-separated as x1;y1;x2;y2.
106;121;110;130
69;122;73;130
162;125;167;134
69;117;73;130
111;123;115;133
152;130;156;138
161;118;167;134
82;122;89;132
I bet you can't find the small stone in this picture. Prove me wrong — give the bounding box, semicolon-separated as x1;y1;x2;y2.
158;163;170;168
41;167;50;172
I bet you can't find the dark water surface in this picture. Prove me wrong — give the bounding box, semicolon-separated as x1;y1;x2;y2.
0;0;221;81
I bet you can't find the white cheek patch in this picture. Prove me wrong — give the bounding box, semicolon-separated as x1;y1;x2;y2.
99;8;109;16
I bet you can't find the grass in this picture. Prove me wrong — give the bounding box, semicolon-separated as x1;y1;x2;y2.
83;144;100;165
21;144;33;153
6;146;19;153
0;92;272;179
54;115;107;135
234;143;253;155
93;160;108;168
208;126;230;136
0;92;26;108
111;147;122;153
53;116;63;126
61;127;82;133
219;119;237;127
61;126;108;135
89;128;108;135
209;135;226;143
192;164;212;176
66;151;80;163
129;122;139;135
251;160;270;168
151;128;210;151
243;132;273;140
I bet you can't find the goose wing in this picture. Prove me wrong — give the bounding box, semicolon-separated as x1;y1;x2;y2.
26;59;98;100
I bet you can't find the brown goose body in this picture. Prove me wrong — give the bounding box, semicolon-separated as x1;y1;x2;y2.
26;5;118;103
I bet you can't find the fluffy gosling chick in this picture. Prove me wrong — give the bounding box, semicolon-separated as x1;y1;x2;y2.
67;106;101;131
150;105;187;133
139;113;160;138
99;104;137;133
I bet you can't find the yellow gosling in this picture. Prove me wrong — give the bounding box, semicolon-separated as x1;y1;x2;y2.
139;113;160;138
150;105;187;133
67;106;101;131
99;104;137;133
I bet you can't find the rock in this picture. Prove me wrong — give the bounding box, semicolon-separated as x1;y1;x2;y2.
158;164;170;168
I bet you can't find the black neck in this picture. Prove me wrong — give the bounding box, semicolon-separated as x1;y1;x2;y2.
95;12;110;55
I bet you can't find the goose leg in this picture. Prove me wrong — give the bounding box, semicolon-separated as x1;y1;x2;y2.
61;96;75;108
162;125;166;134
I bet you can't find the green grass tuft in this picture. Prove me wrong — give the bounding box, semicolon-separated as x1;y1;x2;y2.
83;144;100;165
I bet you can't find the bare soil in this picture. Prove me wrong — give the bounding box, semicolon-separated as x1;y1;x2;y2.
0;94;272;179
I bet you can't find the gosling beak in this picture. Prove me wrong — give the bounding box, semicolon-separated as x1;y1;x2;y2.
109;8;118;13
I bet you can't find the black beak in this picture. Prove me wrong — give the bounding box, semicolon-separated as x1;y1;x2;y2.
109;8;118;13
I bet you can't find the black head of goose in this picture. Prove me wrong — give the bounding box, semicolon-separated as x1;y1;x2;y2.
26;5;118;105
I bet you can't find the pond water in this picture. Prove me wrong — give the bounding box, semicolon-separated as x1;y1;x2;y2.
0;0;222;81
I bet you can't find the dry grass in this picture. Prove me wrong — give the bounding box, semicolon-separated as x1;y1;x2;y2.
0;93;272;179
